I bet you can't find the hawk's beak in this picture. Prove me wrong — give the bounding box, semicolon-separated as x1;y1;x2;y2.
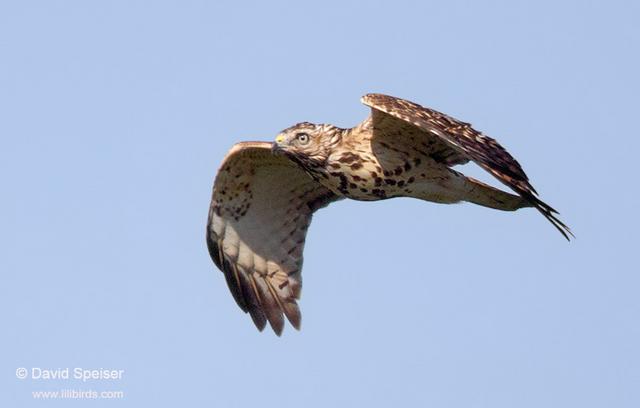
272;135;284;155
273;134;285;155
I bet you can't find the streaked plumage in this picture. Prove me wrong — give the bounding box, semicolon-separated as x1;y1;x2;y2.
207;94;572;335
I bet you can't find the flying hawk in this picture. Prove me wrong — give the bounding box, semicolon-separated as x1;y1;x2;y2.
206;93;572;335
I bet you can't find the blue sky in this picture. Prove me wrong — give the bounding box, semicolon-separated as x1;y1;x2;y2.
2;1;639;407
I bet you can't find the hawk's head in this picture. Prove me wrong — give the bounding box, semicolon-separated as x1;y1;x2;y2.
273;122;342;170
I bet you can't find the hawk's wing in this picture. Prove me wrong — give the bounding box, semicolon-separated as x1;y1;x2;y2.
207;142;340;335
361;93;572;240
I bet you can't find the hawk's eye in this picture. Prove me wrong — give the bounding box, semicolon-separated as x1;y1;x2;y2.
296;133;310;145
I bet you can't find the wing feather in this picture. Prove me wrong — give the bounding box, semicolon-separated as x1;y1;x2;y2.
362;93;573;240
206;142;339;335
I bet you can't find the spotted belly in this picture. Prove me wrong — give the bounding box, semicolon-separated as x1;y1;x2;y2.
320;152;433;201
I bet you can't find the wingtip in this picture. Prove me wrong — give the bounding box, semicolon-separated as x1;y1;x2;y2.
545;212;574;242
249;309;268;332
270;321;284;336
561;225;576;242
282;301;301;331
540;206;574;242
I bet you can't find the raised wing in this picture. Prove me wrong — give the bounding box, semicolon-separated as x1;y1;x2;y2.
362;93;572;240
207;142;339;335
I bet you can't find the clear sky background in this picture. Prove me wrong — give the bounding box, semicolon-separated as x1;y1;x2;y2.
2;1;639;407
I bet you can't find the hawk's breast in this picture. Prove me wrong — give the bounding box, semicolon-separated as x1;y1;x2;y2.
322;145;434;201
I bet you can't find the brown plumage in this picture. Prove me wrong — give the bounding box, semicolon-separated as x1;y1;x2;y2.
207;94;572;335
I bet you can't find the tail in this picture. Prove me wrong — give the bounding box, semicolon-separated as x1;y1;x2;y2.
462;176;532;211
462;176;574;240
405;172;573;240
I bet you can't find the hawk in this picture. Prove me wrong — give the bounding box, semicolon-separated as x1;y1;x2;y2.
207;93;572;335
